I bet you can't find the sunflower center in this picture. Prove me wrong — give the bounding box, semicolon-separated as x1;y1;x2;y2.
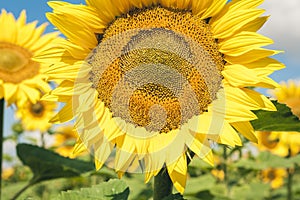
260;132;279;149
30;102;45;117
88;6;224;133
267;170;276;180
0;42;40;83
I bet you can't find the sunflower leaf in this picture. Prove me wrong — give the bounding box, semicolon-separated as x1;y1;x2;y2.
55;179;129;200
251;100;300;131
16;143;94;185
233;151;294;170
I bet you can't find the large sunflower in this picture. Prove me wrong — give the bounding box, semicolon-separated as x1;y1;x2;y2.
16;99;57;132
45;0;284;193
0;9;61;106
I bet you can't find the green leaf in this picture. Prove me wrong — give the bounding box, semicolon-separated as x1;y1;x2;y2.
184;174;215;195
16;143;94;185
289;154;300;165
231;182;270;200
251;101;300;131
233;151;294;170
55;179;129;200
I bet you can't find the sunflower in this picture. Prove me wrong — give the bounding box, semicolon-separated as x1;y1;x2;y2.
1;167;14;180
45;0;283;193
257;80;300;157
53;125;85;158
257;131;300;157
261;168;287;189
0;9;61;106
273;80;300;118
16;99;57;132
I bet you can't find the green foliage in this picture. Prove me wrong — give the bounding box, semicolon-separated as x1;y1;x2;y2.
16;143;94;184
55;179;129;200
162;193;185;200
231;182;270;200
251;101;300;131
234;151;300;170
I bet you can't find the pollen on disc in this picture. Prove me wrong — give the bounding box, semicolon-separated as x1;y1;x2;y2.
88;6;224;133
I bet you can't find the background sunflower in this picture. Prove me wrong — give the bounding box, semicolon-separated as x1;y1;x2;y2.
15;99;56;132
0;9;61;106
257;80;300;157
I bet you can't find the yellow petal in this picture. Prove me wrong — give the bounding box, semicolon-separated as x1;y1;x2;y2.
222;64;279;88
231;121;257;143
3;83;18;105
201;0;227;19
50;100;73;123
219;32;273;56
211;9;265;39
94;138;113;170
192;0;212;16
167;154;187;194
225;48;282;64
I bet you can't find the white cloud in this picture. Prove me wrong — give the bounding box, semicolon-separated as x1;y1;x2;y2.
259;0;300;65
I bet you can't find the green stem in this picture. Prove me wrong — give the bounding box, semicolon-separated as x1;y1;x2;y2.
222;145;229;196
0;99;4;200
223;145;228;183
287;148;293;200
10;182;33;200
287;167;293;200
41;132;45;148
153;168;173;200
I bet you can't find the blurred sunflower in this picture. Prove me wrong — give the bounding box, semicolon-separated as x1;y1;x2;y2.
211;169;225;181
274;80;300;118
261;168;287;189
1;167;14;180
0;9;61;106
257;80;300;157
257;131;300;157
16;99;57;132
45;0;283;193
53;126;84;158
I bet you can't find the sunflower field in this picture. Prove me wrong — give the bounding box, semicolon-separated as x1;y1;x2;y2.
1;0;300;199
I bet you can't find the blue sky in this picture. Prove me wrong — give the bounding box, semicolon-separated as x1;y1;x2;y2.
1;0;300;134
1;0;299;82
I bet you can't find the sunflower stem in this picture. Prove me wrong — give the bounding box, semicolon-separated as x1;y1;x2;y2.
0;99;4;199
222;145;229;195
10;181;33;200
287;149;293;200
153;168;173;200
41;132;45;148
287;167;293;200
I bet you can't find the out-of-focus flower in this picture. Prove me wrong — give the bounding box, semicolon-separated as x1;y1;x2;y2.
1;167;14;180
0;9;61;106
16;100;56;132
53;126;86;158
45;0;283;193
257;80;300;157
261;168;287;189
257;131;300;157
273;80;300;118
211;169;225;181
